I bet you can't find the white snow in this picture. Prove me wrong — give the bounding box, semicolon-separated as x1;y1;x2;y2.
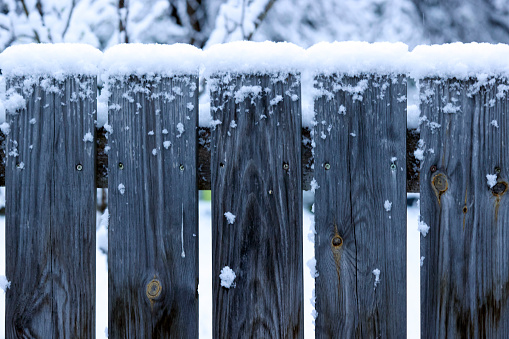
219;266;236;288
102;43;202;78
491;120;499;128
176;123;185;137
418;220;430;237
152;148;157;156
310;178;320;193
306;41;409;76
420;256;425;267
4;91;25;114
442;103;460;114
224;212;236;225
306;257;318;278
118;183;125;195
229;120;237;128
163;141;171;149
408;42;509;80
338;105;347;115
234;85;262;104
372;268;381;288
0;43;102;79
0;275;10;292
204;41;305;76
83;132;94;142
0;122;10;135
384;200;392;212
486;174;498;188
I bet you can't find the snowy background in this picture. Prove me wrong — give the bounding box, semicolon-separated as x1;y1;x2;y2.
0;0;508;337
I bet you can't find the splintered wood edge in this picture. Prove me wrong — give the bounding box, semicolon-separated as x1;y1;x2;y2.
0;128;421;192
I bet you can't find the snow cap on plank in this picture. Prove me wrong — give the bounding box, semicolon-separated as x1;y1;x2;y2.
204;41;305;77
0;43;102;79
102;43;203;78
409;42;509;80
306;41;409;76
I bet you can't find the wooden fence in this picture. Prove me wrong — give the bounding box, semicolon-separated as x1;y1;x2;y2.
2;54;509;338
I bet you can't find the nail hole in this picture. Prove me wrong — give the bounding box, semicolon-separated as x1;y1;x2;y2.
179;164;185;171
324;163;331;170
390;163;396;170
495;167;501;174
76;164;83;171
430;165;437;173
268;189;273;195
118;162;124;170
283;162;289;170
332;235;343;247
220;162;224;168
462;206;468;213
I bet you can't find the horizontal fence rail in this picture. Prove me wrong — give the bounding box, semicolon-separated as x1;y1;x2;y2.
0;128;422;192
1;42;508;338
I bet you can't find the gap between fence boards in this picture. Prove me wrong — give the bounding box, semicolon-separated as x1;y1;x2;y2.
0;128;421;192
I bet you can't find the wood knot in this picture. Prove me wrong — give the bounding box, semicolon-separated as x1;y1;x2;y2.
492;182;507;196
462;206;468;214
331;235;343;248
146;279;162;300
432;173;448;193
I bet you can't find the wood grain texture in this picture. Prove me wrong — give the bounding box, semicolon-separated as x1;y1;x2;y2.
211;74;303;338
108;76;199;338
5;76;96;338
313;75;407;338
420;79;509;338
0;126;422;192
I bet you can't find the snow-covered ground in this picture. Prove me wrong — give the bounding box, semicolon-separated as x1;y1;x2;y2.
0;194;420;338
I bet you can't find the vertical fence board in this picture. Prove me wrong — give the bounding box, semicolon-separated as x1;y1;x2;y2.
420;79;509;338
5;76;96;338
211;74;303;338
108;76;199;337
313;75;407;337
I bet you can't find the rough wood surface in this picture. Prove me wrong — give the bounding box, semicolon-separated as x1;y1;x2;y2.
5;76;96;338
211;74;303;338
420;78;509;338
313;75;407;337
107;76;199;338
0;127;421;192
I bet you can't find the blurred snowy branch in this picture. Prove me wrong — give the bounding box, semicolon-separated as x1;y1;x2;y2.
0;0;507;52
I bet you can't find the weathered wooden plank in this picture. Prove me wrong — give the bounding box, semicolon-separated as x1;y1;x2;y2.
420;78;509;338
211;74;303;338
313;74;407;337
5;76;96;338
108;76;199;337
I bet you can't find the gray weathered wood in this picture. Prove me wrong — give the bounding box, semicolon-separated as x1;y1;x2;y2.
5;76;96;338
313;75;407;337
108;75;199;338
420;78;509;338
0;126;422;192
211;74;303;338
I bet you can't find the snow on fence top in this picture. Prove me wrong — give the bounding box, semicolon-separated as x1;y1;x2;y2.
0;43;102;79
203;41;305;77
102;43;203;79
408;42;509;80
306;41;410;76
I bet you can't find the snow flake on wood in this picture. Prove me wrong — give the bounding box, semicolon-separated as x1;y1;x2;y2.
219;266;236;289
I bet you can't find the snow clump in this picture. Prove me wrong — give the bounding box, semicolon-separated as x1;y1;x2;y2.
418;220;430;237
486;174;497;188
219;266;236;288
372;269;381;288
0;275;11;292
224;212;236;224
